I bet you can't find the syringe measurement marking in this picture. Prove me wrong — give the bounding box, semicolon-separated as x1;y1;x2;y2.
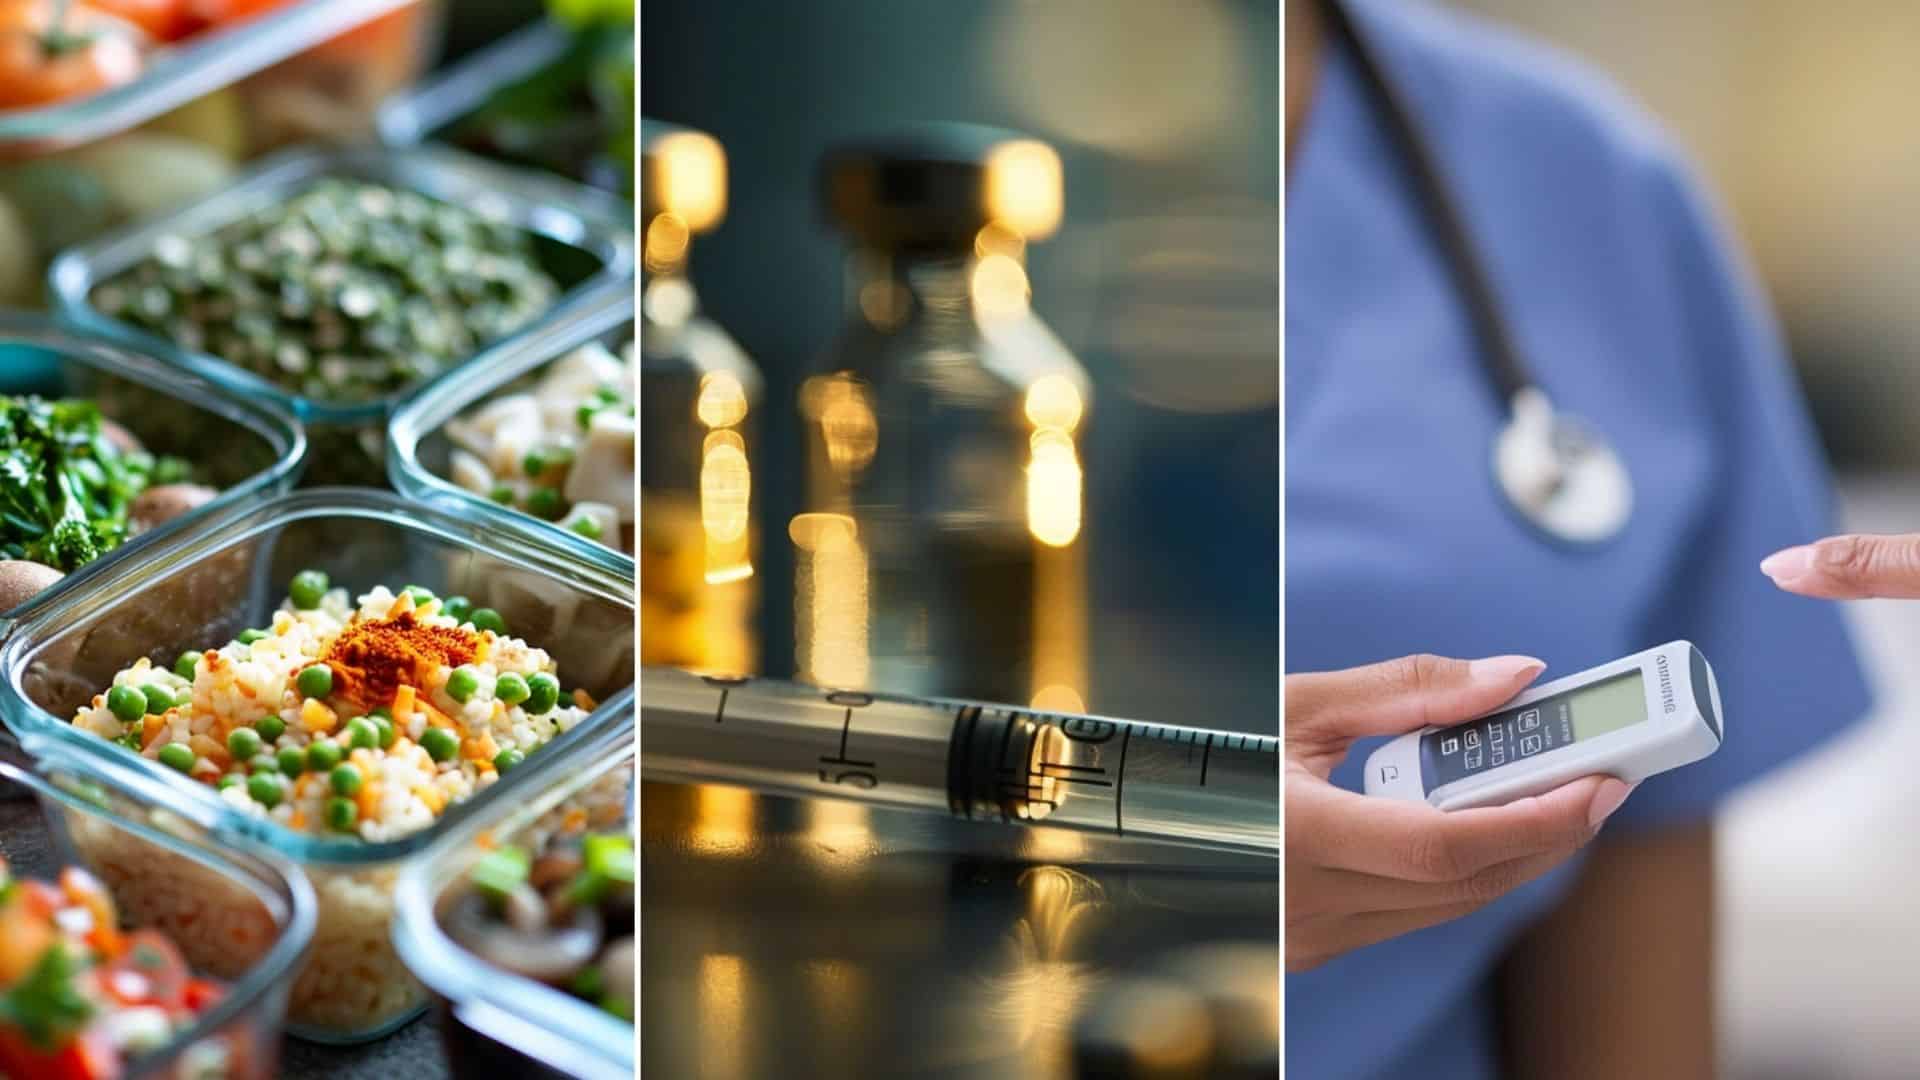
714;688;729;724
817;694;877;789
1200;734;1212;786
1114;725;1132;835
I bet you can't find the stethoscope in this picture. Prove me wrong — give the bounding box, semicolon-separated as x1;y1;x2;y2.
1319;0;1634;545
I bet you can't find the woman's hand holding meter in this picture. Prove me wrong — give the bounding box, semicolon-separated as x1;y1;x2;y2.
1286;654;1635;971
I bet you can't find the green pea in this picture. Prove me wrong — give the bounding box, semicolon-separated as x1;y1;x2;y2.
420;727;459;763
329;763;362;796
566;513;603;540
522;448;546;477
494;672;529;706
249;754;279;775
489;484;515;505
470;608;507;635
575;402;600;430
524;487;563;520
237;629;268;645
217;774;242;792
525;673;560;716
277;747;305;777
441;596;472;623
157;743;195;773
325;797;358;832
371;705;393;721
256;715;286;743
107;685;146;724
173;651;203;680
246;773;284;808
404;585;435;606
290;569;329;610
296;664;333;700
141;685;175;716
226;727;262;761
371;714;396;749
492;748;525;773
446;665;481;704
306;739;342;773
345;717;378;751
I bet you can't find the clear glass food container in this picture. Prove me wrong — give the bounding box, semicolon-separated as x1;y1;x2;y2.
0;488;636;1043
0;310;305;622
393;705;633;1080
46;142;636;486
0;732;316;1078
388;279;633;576
377;15;630;199
0;0;449;309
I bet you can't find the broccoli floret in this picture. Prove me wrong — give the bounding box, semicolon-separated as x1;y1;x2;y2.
24;516;100;573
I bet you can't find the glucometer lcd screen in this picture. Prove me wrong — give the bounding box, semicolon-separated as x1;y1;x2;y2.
1568;671;1646;742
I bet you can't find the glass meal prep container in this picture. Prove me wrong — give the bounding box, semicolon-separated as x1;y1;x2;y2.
0;310;304;621
0;488;636;1043
388;280;632;576
0;0;448;309
394;705;633;1080
46;142;636;487
0;732;316;1079
375;13;632;198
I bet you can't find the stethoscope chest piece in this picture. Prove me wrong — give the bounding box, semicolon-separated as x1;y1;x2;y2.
1492;388;1633;545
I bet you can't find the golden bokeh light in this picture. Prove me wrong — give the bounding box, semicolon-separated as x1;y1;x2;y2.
975;222;1028;262
971;253;1032;321
802;375;880;474
696;371;750;429
644;211;690;273
700;434;751;544
1026;432;1083;547
985;139;1064;239
793;513;870;689
1024;374;1084;433
653;131;728;233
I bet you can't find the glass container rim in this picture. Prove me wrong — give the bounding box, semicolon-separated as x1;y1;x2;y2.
392;715;634;1080
0;487;635;866
388;280;634;576
45;142;638;425
0;732;318;1078
0;307;307;624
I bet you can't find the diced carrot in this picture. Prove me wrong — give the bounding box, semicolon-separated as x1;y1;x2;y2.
189;733;228;766
475;829;495;850
420;700;455;729
412;784;445;814
301;698;337;733
387;592;415;618
460;732;498;762
141;715;166;748
473;637;490;663
572;689;596;710
356;781;381;819
562;807;588;833
394;685;416;720
289;810;307;830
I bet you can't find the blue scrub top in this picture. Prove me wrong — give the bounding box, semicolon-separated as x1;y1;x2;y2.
1285;1;1873;1076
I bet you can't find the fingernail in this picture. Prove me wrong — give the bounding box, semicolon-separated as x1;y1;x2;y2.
1760;545;1814;582
1469;655;1545;682
1589;778;1635;828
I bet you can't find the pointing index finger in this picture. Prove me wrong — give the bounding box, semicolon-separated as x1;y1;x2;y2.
1762;535;1920;599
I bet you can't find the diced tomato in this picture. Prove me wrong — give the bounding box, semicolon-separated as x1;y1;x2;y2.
181;977;222;1013
100;930;186;1009
87;0;189;40
0;1025;120;1080
0;0;144;110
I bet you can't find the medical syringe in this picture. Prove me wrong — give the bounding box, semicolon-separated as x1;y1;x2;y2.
640;667;1278;858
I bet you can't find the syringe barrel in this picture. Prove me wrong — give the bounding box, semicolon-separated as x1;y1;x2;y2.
639;668;1279;857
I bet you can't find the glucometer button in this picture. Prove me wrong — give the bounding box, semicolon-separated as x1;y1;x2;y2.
1519;709;1540;731
1380;765;1399;783
1441;736;1459;755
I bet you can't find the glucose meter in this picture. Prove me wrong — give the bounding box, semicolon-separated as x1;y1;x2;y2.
1364;642;1722;811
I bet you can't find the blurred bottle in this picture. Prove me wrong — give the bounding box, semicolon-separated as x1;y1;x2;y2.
799;124;1090;707
640;120;759;674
